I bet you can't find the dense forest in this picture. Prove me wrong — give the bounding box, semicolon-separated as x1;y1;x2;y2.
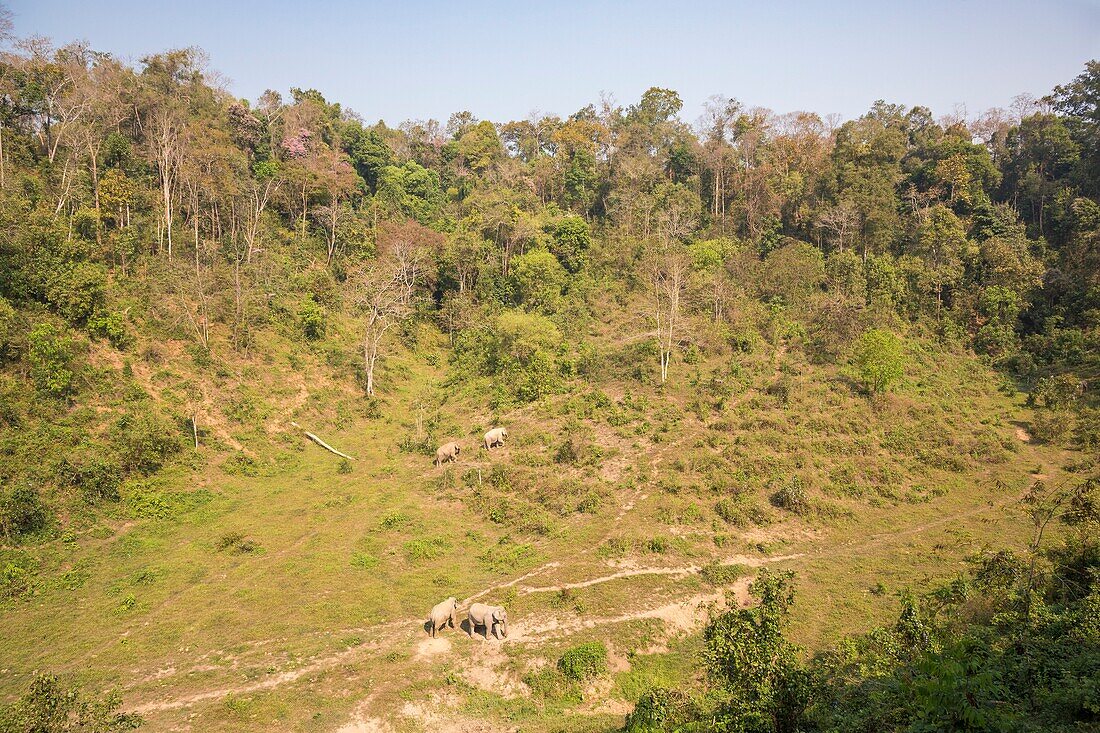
0;17;1097;733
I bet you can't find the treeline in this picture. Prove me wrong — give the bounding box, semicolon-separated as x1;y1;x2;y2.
0;40;1095;362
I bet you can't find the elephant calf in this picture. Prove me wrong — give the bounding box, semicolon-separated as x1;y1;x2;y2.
483;427;508;451
427;596;458;637
435;441;460;466
467;602;508;639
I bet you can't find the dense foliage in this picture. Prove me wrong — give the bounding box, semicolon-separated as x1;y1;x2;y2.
626;478;1100;732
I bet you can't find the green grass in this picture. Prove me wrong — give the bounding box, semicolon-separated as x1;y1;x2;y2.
0;314;1081;732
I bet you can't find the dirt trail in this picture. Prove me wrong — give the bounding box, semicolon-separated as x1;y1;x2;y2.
517;553;804;595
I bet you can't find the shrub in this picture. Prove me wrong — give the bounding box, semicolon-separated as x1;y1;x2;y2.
853;328;905;394
1031;410;1072;445
554;437;580;465
59;452;123;502
87;311;130;349
379;511;412;530
404;536;449;562
350;552;378;569
772;477;810;514
510;248;568;312
1;560;37;599
47;261;107;324
524;667;581;703
0;295;16;358
27;322;74;398
0;486;51;538
766;378;792;405
299;295;326;340
1027;375;1083;409
547;216;591;273
478;539;536;573
0;673;143;731
216;532;258;553
110;412;180;474
557;641;608;682
625;688;700;732
715;496;771;527
700;562;747;585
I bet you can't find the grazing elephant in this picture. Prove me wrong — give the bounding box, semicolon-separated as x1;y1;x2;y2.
427;596;458;637
483;427;508;451
467;603;508;639
435;441;460;466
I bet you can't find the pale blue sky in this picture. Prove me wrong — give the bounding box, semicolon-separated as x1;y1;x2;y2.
10;0;1100;126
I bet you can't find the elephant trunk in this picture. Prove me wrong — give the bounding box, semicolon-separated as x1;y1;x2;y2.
498;619;508;638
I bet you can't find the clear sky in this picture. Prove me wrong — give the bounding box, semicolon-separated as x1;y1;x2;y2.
10;0;1100;126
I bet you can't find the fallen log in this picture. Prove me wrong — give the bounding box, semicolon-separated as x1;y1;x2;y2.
291;421;356;461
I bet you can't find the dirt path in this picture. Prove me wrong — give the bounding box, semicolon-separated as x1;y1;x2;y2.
516;553;804;595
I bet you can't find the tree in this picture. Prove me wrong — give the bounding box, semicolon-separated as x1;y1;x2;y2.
242;160;280;263
347;221;438;396
1050;59;1100;196
816;199;858;253
853;328;905;394
911;205;968;308
645;240;692;383
301;145;361;263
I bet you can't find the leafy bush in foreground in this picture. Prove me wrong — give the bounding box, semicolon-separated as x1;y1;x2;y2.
0;673;142;732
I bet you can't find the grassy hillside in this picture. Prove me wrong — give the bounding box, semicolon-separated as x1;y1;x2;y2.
1;283;1082;731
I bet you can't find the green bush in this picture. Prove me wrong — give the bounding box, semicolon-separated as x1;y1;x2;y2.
0;486;51;538
524;667;582;703
299;295;326;340
715;496;770;527
27;322;74;398
110;412;180;474
1030;409;1072;445
87;311;130;349
771;477;810;514
59;452;123;502
557;641;608;682
1;559;38;600
216;532;258;554
0;673;143;731
853;328;905;394
625;688;700;732
547;216;591;273
1027;374;1083;409
700;562;746;585
46;262;107;324
404;536;449;562
0;295;16;358
509;248;568;312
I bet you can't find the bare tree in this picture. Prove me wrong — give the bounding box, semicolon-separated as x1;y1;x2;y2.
646;241;692;383
147;106;183;258
242;165;280;263
348;221;438;396
816;199;858;253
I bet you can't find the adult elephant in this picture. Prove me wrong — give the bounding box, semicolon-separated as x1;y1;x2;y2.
467;603;508;639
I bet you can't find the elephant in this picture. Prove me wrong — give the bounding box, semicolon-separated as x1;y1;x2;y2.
427;596;458;637
483;427;508;451
435;441;460;466
467;603;508;639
